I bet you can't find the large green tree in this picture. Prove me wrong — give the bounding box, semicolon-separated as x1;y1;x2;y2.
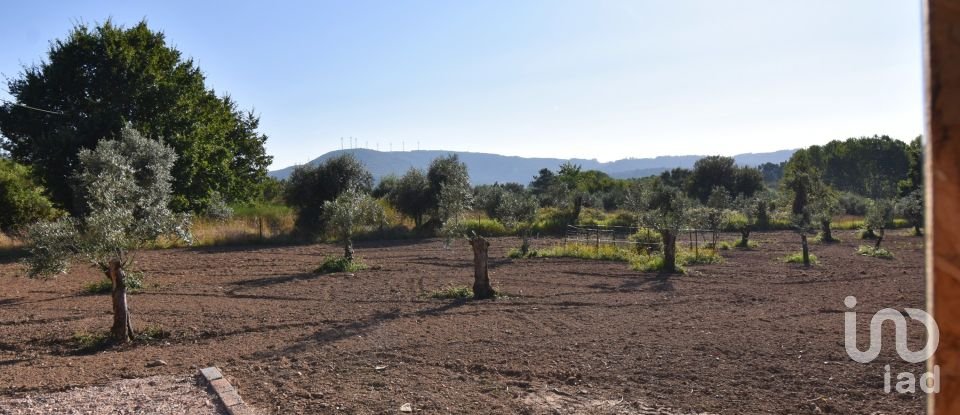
0;20;271;212
286;154;373;238
0;158;58;232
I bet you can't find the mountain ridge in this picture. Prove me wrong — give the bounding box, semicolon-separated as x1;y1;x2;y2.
268;148;796;185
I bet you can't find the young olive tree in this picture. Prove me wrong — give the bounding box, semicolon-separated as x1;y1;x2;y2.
703;186;732;246
897;188;924;236
865;198;895;249
782;150;823;266
812;186;843;243
732;194;762;248
497;191;539;255
23;127;190;343
322;188;385;261
632;179;696;274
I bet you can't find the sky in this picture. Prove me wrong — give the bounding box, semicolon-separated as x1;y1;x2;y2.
0;1;924;169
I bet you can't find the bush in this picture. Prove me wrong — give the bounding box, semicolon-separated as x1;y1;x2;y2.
857;245;894;259
204;191;234;221
315;256;367;273
783;252;818;265
71;331;110;351
0;159;59;232
839;192;868;215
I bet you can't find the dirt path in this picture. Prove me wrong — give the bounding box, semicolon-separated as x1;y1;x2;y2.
0;231;926;414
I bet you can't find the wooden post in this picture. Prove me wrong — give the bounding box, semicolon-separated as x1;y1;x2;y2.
927;1;960;411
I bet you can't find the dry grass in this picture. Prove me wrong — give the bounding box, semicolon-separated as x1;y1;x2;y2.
0;232;23;250
154;214;296;248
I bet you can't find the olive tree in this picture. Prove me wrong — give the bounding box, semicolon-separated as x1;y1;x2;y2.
782;150;822;266
732;194;763;248
497;191;539;255
812;186;843;243
865;198;895;249
322;188;385;261
897;188;924;236
631;179;696;274
22;127;190;343
703;186;732;246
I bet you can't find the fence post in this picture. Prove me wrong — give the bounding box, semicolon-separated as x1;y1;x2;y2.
258;216;264;242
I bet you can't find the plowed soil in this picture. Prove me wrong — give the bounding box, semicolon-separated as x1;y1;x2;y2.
0;231;926;414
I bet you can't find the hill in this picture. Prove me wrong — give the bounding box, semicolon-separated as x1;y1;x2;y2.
268;148;796;185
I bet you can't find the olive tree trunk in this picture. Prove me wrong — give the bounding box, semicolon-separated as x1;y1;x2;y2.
801;234;810;267
661;230;678;274
344;237;354;261
107;259;134;343
739;227;750;247
469;236;495;299
820;219;835;242
875;228;885;249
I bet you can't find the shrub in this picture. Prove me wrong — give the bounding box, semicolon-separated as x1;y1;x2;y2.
204;191;234;221
783;252;818;265
71;331;110;351
857;245;894;259
315;256;368;273
839;192;868;215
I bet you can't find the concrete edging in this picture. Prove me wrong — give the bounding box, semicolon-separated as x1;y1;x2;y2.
200;367;255;415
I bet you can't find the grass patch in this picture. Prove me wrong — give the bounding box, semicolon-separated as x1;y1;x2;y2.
733;239;759;249
429;285;474;299
857;245;894;259
71;331;110;352
315;256;368;274
814;233;842;243
629;254;683;273
82;272;144;294
679;249;723;265
136;324;171;341
783;252;818;265
507;248;540;259
535;243;636;262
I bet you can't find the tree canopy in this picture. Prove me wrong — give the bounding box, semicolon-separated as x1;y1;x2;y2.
0;158;58;232
0;20;271;212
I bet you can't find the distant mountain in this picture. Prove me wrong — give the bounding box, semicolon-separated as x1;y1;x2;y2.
268;148;796;185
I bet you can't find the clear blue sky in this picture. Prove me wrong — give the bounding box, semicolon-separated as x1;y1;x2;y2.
0;1;923;169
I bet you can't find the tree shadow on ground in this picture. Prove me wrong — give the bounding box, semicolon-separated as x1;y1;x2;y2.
257;299;473;359
230;272;324;289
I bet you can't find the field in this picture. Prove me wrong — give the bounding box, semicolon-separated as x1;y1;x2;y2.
0;231;925;414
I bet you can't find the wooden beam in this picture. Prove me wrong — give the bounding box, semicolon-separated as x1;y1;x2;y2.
926;0;960;413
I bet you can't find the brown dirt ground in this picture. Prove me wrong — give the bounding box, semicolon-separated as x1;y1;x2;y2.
0;231;926;414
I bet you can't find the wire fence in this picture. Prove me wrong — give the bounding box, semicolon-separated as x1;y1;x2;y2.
563;224;721;254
